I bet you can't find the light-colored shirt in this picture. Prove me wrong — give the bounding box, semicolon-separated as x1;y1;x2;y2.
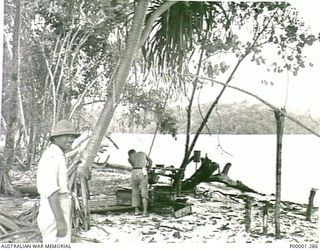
37;144;70;198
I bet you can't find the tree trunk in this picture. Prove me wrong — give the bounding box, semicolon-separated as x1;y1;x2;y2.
174;49;251;193
78;0;149;175
274;109;285;239
173;15;280;192
180;156;219;191
1;0;22;194
0;0;3;136
174;48;206;195
148;84;172;156
148;123;159;156
26;123;35;168
0;169;19;195
76;0;150;230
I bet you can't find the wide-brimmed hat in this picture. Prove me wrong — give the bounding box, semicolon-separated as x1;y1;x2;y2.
49;120;80;140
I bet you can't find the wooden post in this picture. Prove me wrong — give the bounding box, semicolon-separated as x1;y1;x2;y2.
306;188;317;221
274;109;285;239
245;195;252;233
262;201;270;235
193;150;201;171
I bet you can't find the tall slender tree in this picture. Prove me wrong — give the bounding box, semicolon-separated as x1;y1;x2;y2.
0;0;22;194
76;0;150;228
0;0;3;137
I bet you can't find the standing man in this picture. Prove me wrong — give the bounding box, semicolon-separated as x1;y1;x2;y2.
37;120;80;243
128;149;152;216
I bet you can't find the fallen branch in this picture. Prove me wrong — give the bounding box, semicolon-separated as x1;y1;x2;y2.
0;224;8;234
207;174;264;195
101;163;131;171
0;213;20;231
91;220;110;236
23;231;42;243
159;224;184;232
16;204;39;223
0;228;38;241
15;156;28;169
106;135;119;149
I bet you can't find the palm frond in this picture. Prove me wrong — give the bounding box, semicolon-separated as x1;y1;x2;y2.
143;1;220;73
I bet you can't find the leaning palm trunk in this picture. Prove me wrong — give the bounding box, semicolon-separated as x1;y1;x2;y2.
76;0;150;230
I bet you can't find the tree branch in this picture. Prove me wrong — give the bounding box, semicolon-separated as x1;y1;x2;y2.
177;73;320;138
69;72;104;119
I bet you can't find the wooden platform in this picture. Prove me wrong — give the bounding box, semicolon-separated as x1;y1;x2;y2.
91;205;134;214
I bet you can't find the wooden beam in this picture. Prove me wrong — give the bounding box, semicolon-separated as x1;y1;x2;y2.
306;188;317;221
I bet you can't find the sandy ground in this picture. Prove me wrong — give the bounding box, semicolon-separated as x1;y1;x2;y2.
1;167;319;245
73;170;319;244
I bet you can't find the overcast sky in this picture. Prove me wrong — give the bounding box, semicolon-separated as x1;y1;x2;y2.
209;0;320;117
0;1;319;118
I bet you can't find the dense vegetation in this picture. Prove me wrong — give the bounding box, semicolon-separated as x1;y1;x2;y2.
109;101;320;134
1;1;319;194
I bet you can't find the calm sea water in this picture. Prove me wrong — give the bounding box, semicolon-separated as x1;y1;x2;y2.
103;133;320;206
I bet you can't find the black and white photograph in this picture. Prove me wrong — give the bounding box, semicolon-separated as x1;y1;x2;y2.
0;0;319;249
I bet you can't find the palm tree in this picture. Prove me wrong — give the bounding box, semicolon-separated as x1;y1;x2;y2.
140;2;318;240
76;0;150;229
140;1;317;191
42;0;316;232
77;0;317;193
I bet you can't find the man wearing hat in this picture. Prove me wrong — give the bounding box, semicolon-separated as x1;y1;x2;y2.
36;120;80;243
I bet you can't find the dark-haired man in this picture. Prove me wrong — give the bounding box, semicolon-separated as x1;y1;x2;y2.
128;149;152;216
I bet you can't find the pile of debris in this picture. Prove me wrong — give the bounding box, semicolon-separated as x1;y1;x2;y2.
0;205;40;242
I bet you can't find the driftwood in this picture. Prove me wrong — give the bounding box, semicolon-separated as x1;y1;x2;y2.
181;157;263;195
